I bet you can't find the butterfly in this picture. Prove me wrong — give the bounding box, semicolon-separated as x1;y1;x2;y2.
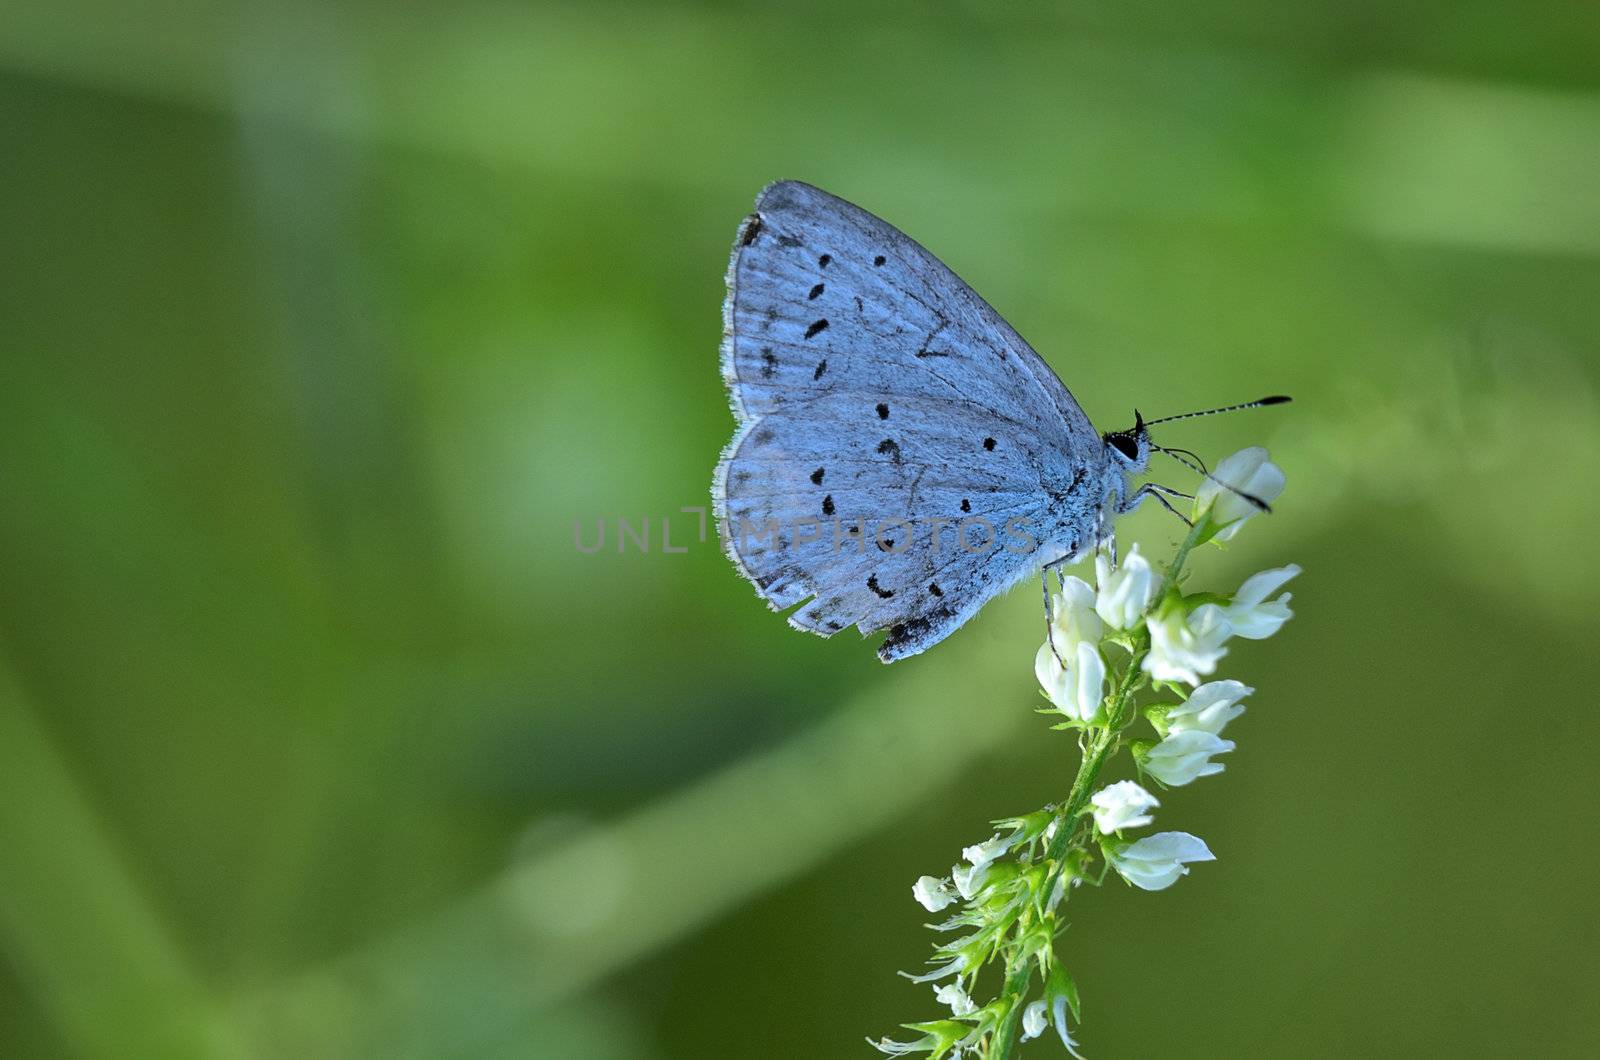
713;181;1283;662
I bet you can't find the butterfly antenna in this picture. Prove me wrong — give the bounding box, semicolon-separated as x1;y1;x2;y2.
1153;446;1273;513
1155;445;1209;476
1143;394;1291;427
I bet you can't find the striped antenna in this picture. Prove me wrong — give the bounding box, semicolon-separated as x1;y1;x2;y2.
1143;394;1291;427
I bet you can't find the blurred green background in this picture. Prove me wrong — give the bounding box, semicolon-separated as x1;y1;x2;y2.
2;2;1598;1057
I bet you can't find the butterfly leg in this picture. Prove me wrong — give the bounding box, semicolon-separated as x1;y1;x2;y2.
1100;511;1119;567
1041;568;1066;668
1040;552;1078;668
1120;483;1195;527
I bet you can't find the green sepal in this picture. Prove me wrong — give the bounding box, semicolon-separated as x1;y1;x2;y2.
1047;962;1083;1022
1191;511;1226;548
1143;703;1175;736
1181;590;1230;608
992;809;1054;844
899;1020;970;1058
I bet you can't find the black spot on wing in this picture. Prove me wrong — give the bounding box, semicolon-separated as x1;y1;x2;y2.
874;254;886;266
818;253;831;268
876;402;889;420
822;494;835;516
805;319;829;339
879;604;956;660
810;467;825;485
761;348;777;378
867;575;894;599
928;582;943;597
808;283;824;300
983;437;997;451
960;498;971;513
876;438;902;464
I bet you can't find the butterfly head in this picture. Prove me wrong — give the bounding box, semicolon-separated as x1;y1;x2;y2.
1103;410;1152;474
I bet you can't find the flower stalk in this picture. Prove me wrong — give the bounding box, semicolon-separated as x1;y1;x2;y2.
873;449;1297;1059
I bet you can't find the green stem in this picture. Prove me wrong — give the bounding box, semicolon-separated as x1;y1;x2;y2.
987;522;1208;1060
989;725;1114;1060
1159;516;1209;599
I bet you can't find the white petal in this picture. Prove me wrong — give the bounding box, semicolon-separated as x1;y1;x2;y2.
1070;642;1106;723
1130;830;1216;863
1234;564;1302;606
1052;994;1086;1058
1145;730;1235;786
900;955;967;983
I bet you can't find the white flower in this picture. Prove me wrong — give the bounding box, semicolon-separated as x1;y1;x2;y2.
951;828;1019;900
1166;679;1252;736
1193;446;1286;541
934;982;977;1016
1224;564;1300;639
1021;1000;1048;1040
1109;831;1216;891
1090;780;1159;834
1144;729;1235;786
961;831;1016;869
1051;993;1085;1058
1037;641;1105;723
1143;602;1231;685
1094;543;1159;629
952;862;988;900
912;875;957;912
1046;575;1103;655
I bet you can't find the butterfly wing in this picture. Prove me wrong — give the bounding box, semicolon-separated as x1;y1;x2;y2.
714;181;1108;662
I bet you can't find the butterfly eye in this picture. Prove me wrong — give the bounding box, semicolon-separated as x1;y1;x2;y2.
1108;434;1139;461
